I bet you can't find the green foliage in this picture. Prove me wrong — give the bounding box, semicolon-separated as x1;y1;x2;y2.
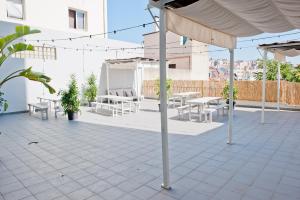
154;78;173;98
0;26;40;53
289;66;300;82
255;59;300;82
0;25;55;111
84;73;97;102
60;75;80;114
221;82;238;100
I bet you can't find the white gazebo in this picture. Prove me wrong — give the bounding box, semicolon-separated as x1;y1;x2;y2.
258;41;300;123
149;0;300;189
100;57;159;97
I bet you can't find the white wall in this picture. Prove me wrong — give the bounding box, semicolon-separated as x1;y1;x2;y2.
0;21;142;113
0;0;107;35
99;67;136;95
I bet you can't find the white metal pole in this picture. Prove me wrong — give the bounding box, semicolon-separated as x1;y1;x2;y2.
136;65;139;100
159;7;171;190
261;50;267;123
227;49;234;144
277;62;280;111
106;63;110;95
42;44;45;96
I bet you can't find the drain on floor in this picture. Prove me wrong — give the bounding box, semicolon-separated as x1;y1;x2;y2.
28;141;39;145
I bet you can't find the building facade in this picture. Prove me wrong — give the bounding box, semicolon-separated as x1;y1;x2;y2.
143;28;209;80
0;0;107;35
0;0;142;113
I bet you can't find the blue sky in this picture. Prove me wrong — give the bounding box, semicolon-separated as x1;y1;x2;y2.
108;0;300;64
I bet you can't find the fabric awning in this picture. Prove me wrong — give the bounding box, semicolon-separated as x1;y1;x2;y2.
259;41;300;58
151;0;300;49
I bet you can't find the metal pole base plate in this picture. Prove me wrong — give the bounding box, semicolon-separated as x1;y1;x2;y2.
161;184;172;190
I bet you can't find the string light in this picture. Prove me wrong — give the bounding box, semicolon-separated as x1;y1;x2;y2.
238;31;300;43
22;20;299;56
24;21;156;42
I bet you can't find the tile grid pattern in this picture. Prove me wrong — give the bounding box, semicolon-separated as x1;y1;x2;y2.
0;107;299;200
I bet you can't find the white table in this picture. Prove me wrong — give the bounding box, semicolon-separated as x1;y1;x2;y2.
98;95;134;116
172;92;200;107
186;97;222;121
37;97;60;111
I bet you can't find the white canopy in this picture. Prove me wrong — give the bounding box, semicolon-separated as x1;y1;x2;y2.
259;41;300;57
149;0;300;190
151;0;300;49
258;41;300;113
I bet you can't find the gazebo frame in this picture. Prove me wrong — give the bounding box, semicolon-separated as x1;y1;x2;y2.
259;41;300;123
149;0;300;189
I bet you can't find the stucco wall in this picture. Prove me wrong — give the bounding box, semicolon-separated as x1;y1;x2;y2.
143;31;209;80
0;0;107;35
0;21;142;113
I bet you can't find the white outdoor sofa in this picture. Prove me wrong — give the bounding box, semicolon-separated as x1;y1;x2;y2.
107;88;144;102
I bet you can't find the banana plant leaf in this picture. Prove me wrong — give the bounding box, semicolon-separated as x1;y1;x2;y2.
19;67;56;94
0;43;35;66
0;26;40;52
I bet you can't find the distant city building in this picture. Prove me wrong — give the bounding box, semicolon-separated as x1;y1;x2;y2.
209;58;259;80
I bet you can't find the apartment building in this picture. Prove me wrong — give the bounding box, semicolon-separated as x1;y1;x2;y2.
0;0;142;113
143;22;210;80
0;0;107;35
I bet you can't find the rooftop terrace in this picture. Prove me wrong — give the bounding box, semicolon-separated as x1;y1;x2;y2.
0;100;299;200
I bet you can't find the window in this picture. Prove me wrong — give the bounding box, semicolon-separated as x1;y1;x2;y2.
7;0;24;19
169;64;176;69
12;46;57;60
76;11;85;29
69;10;76;29
69;9;86;30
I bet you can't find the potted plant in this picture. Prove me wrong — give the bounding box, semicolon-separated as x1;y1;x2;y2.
84;73;97;107
154;78;173;111
221;82;238;108
60;75;80;120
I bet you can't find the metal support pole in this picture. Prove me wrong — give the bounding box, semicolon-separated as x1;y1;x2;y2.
136;65;139;100
227;49;234;144
261;50;267;123
42;44;45;96
159;7;171;190
106;64;110;95
147;5;160;30
277;62;280;111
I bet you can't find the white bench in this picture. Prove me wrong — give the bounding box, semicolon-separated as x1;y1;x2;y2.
169;96;181;108
202;108;217;123
92;102;119;117
133;101;141;113
54;105;64;118
213;103;229;116
28;103;49;120
177;105;190;120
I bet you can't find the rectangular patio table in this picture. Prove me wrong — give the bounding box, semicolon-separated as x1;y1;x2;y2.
37;97;60;112
98;95;134;116
172;92;200;107
186;96;222;121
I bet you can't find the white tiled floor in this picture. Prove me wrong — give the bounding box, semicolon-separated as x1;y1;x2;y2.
0;100;299;200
